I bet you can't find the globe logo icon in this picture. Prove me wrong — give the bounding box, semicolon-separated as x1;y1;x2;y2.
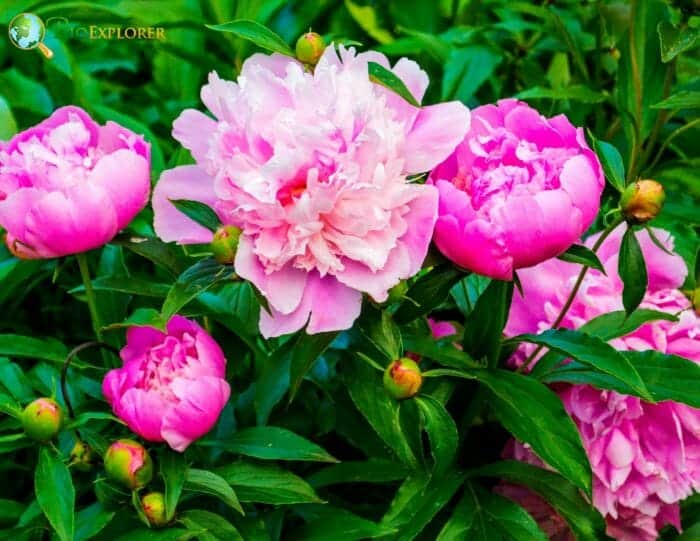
8;13;53;58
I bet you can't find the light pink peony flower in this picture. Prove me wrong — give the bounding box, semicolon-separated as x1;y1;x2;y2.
429;99;604;280
0;106;150;259
153;46;469;337
505;225;699;540
103;315;230;452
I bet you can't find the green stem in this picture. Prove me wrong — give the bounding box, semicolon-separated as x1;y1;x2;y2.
76;253;103;342
518;216;624;373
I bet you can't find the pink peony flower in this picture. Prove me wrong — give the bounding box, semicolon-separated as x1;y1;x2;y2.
153;46;469;337
505;225;699;540
103;315;230;452
0;106;150;259
429;99;604;280
427;318;457;339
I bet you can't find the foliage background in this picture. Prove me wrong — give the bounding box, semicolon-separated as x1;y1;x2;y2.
0;0;698;540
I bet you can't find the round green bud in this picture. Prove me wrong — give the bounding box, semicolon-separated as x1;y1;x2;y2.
211;225;242;264
620;179;665;224
21;398;64;441
69;441;95;472
104;439;153;490
142;491;169;527
295;32;326;65
383;357;423;400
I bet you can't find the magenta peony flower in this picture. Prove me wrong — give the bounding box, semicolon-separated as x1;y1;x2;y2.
429;99;604;280
505;225;699;540
103;315;230;452
152;46;469;337
0;106;150;259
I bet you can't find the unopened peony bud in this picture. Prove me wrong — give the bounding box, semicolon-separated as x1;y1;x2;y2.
70;441;95;472
383;358;422;399
620;179;665;224
21;398;64;441
104;439;153;489
142;491;169;527
210;225;241;264
295;32;325;65
691;288;700;316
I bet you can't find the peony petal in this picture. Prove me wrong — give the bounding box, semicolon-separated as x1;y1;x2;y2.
172;109;217;163
115;388;168;443
161;376;230;452
402;102;471;173
307;275;362;334
153;165;219;244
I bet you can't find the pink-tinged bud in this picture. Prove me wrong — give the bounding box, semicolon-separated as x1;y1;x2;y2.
21;398;64;441
141;492;168;527
383;358;422;400
295;32;325;65
691;288;700;316
70;441;95;472
620;179;665;224
104;439;153;489
210;225;241;264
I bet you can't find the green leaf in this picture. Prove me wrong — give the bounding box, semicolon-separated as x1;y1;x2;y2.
415;395;458;475
179;510;244;541
402;333;477;370
115;237;188;277
0;335;67;364
557;244;605;273
516;85;606;103
71;276;171;298
210;426;337;462
442;45;501;103
589;135;626;192
476;369;591;494
104;308;168;332
516;328;652;398
162;258;234;319
395;265;463;324
308;459;410;488
651;90;700;110
578;308;678;341
35;447;75;541
462;280;513;365
343;358;418;468
470;461;609;540
214;461;322;505
0;96;17;141
445;482;548;540
184;469;243;514
657;20;699;63
291;506;395;540
206;19;293;56
65;412;123;430
169;200;221;233
115;528;197;541
345;0;394;44
368;61;419;106
289;332;337;402
359;307;403;360
544;350;700;408
380;472;465;540
74;503;114;541
619;227;648;315
161;450;188;521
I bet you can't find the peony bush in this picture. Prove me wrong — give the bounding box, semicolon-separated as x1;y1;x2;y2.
0;2;697;540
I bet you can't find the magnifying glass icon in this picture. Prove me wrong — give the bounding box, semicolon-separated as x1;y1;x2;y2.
8;13;54;59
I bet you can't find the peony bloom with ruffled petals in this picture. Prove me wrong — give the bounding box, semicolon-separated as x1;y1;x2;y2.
103;315;230;452
0;106;150;259
429;99;604;280
153;46;469;337
504;225;700;540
